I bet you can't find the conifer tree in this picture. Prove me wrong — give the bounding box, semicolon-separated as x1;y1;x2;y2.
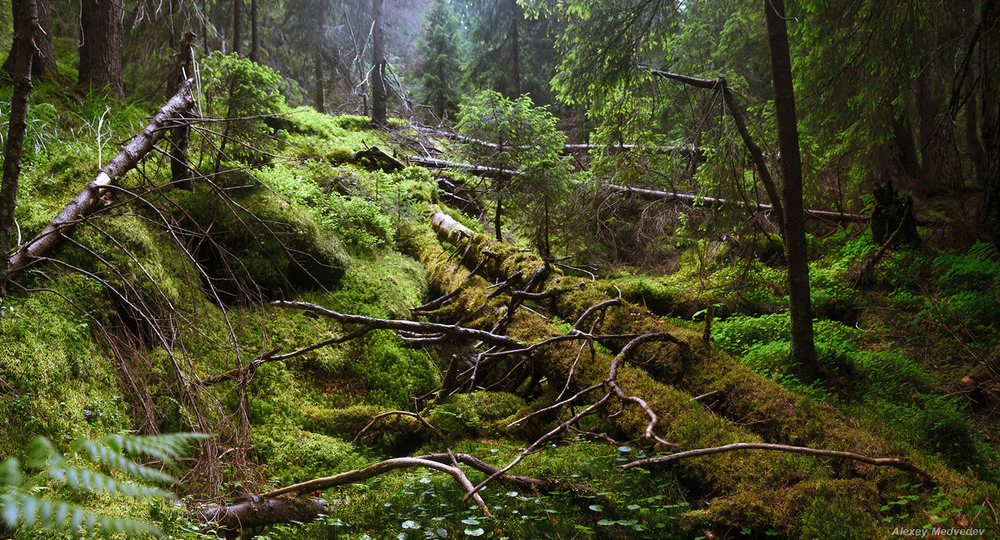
417;0;463;120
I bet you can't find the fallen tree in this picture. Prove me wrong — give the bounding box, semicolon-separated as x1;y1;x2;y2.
198;205;976;537
6;79;197;279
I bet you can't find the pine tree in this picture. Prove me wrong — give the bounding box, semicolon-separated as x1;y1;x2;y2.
417;0;463;120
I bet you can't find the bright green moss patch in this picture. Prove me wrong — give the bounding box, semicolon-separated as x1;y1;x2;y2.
254;427;367;486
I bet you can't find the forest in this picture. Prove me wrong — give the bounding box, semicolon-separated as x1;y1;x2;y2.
1;0;999;538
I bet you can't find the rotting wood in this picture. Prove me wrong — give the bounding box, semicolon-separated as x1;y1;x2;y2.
419;207;945;483
6;79;196;279
198;496;329;539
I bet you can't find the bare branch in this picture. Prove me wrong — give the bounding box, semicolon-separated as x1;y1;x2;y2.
621;442;933;480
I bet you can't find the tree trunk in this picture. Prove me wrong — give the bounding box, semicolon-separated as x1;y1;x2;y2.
511;3;520;96
169;31;197;190
371;0;388;127
78;0;124;98
764;0;818;380
982;0;1000;248
313;50;325;113
1;0;36;293
248;0;260;62
2;0;54;78
966;88;986;186
232;0;244;56
410;208;937;534
891;115;922;179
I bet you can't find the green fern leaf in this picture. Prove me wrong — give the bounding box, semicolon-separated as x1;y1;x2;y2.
101;433;208;463
53;465;172;499
73;440;178;485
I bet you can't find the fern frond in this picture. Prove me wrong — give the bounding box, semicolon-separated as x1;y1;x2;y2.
0;458;22;487
1;492;162;538
100;433;210;462
48;465;174;499
73;440;178;486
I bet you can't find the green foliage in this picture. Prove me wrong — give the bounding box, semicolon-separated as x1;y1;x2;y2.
253;428;365;486
417;0;465;119
349;330;439;408
426;392;526;439
201;52;287;163
932;243;1000;336
333;115;374;132
457;90;569;253
0;433;206;538
169;187;349;301
330;195;396;251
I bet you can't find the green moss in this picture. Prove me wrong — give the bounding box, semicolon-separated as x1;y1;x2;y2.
253;427;366;485
426;392;526;439
169;188;349;301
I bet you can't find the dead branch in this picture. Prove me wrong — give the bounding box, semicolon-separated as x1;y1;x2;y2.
6;79;196;279
272;300;525;348
621;442;933;480
262;457;490;515
352;410;442;443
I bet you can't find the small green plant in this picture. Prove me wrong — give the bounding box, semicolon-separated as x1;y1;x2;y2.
456;90;570;256
1;432;207;538
201;52;287;164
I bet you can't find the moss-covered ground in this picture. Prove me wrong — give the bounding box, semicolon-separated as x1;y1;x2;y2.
2;74;999;540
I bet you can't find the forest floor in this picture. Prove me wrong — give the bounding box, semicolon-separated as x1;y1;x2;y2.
2;80;999;539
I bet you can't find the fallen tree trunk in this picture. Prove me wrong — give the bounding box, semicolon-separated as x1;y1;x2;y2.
401;153;520;178
401;208;962;534
6;79;196;279
421;156;943;227
415;125;708;160
198;496;329;539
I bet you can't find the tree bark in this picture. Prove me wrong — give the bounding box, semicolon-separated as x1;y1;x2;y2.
0;0;36;293
232;0;244;56
371;0;388;127
313;49;325;113
169;31;197;190
765;0;818;380
199;496;328;539
78;0;124;98
248;0;260;62
2;0;54;78
511;3;520;96
6;80;196;279
981;0;1000;248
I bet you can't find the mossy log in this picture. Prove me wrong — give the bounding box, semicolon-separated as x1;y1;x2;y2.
404;206;981;537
